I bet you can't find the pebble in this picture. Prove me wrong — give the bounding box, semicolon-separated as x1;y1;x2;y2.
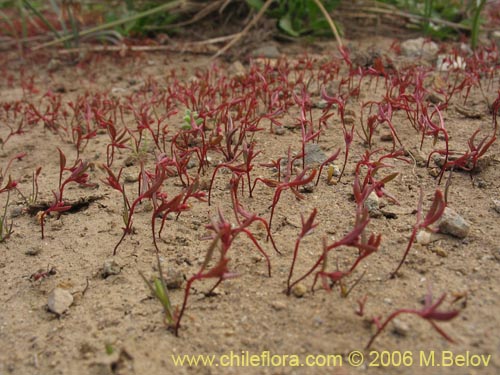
165;267;184;290
331;164;341;177
380;133;393;142
315;99;328;109
47;288;73;315
10;206;23;218
493;249;500;262
124;155;136;167
229;60;246;78
25;247;41;256
491;31;500;50
301;182;315;193
270;301;286;311
392;318;409;337
416;230;431;245
428;168;440;177
304;143;327;168
432;246;448;257
273;125;286;135
124;172;138;183
364;192;381;217
401;37;438;60
493;199;500;214
292;283;307;298
438;207;470;239
102;259;121;278
251;45;280;59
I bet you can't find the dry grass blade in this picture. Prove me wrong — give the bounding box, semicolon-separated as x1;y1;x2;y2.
212;0;274;59
311;0;343;47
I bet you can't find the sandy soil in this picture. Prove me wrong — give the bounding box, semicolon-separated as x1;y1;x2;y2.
0;37;499;375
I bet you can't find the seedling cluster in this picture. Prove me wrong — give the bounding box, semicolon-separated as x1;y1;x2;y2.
1;40;498;348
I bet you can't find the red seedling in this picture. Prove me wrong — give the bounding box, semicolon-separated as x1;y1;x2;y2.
30;266;57;282
366;289;460;349
391;188;446;277
286;208;318;295
174;248;235;336
253;147;317;231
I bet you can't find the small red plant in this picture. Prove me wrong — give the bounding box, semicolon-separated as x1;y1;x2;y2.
391;188;446;277
366;289;460;349
286;208;318;295
252;147;317;231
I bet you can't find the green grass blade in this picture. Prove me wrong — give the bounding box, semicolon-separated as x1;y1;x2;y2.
22;0;61;39
33;0;183;50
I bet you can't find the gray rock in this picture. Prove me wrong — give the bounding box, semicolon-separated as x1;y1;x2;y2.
364;192;381;217
251;45;280;59
401;37;438;60
315;99;328;109
10;206;23;218
273;125;286;135
438;207;470;239
165;267;184;290
102;259;121;278
304;143;327;168
25;247;41;256
47;288;73;315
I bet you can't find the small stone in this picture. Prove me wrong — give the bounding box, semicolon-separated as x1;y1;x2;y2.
47;288;73;315
401;37;439;60
392;318;409;337
124;172;138;183
229;60;246;78
291;283;307;298
330;164;341;177
432;246;448;257
124;155;136;167
273;125;286;135
364;192;380;217
493;199;500;214
102;259;121;278
251;45;280;59
438;207;470;239
455;104;482;119
165;267;184;290
491;31;500;50
380;133;393;142
493;249;500;262
301;182;315;193
270;301;286;311
343;115;356;125
473;178;486;188
25;247;41;256
304;143;327;168
427;92;446;104
315;99;328;109
428;168;440;177
186;159;197;169
416;230;431;245
10;206;23;218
